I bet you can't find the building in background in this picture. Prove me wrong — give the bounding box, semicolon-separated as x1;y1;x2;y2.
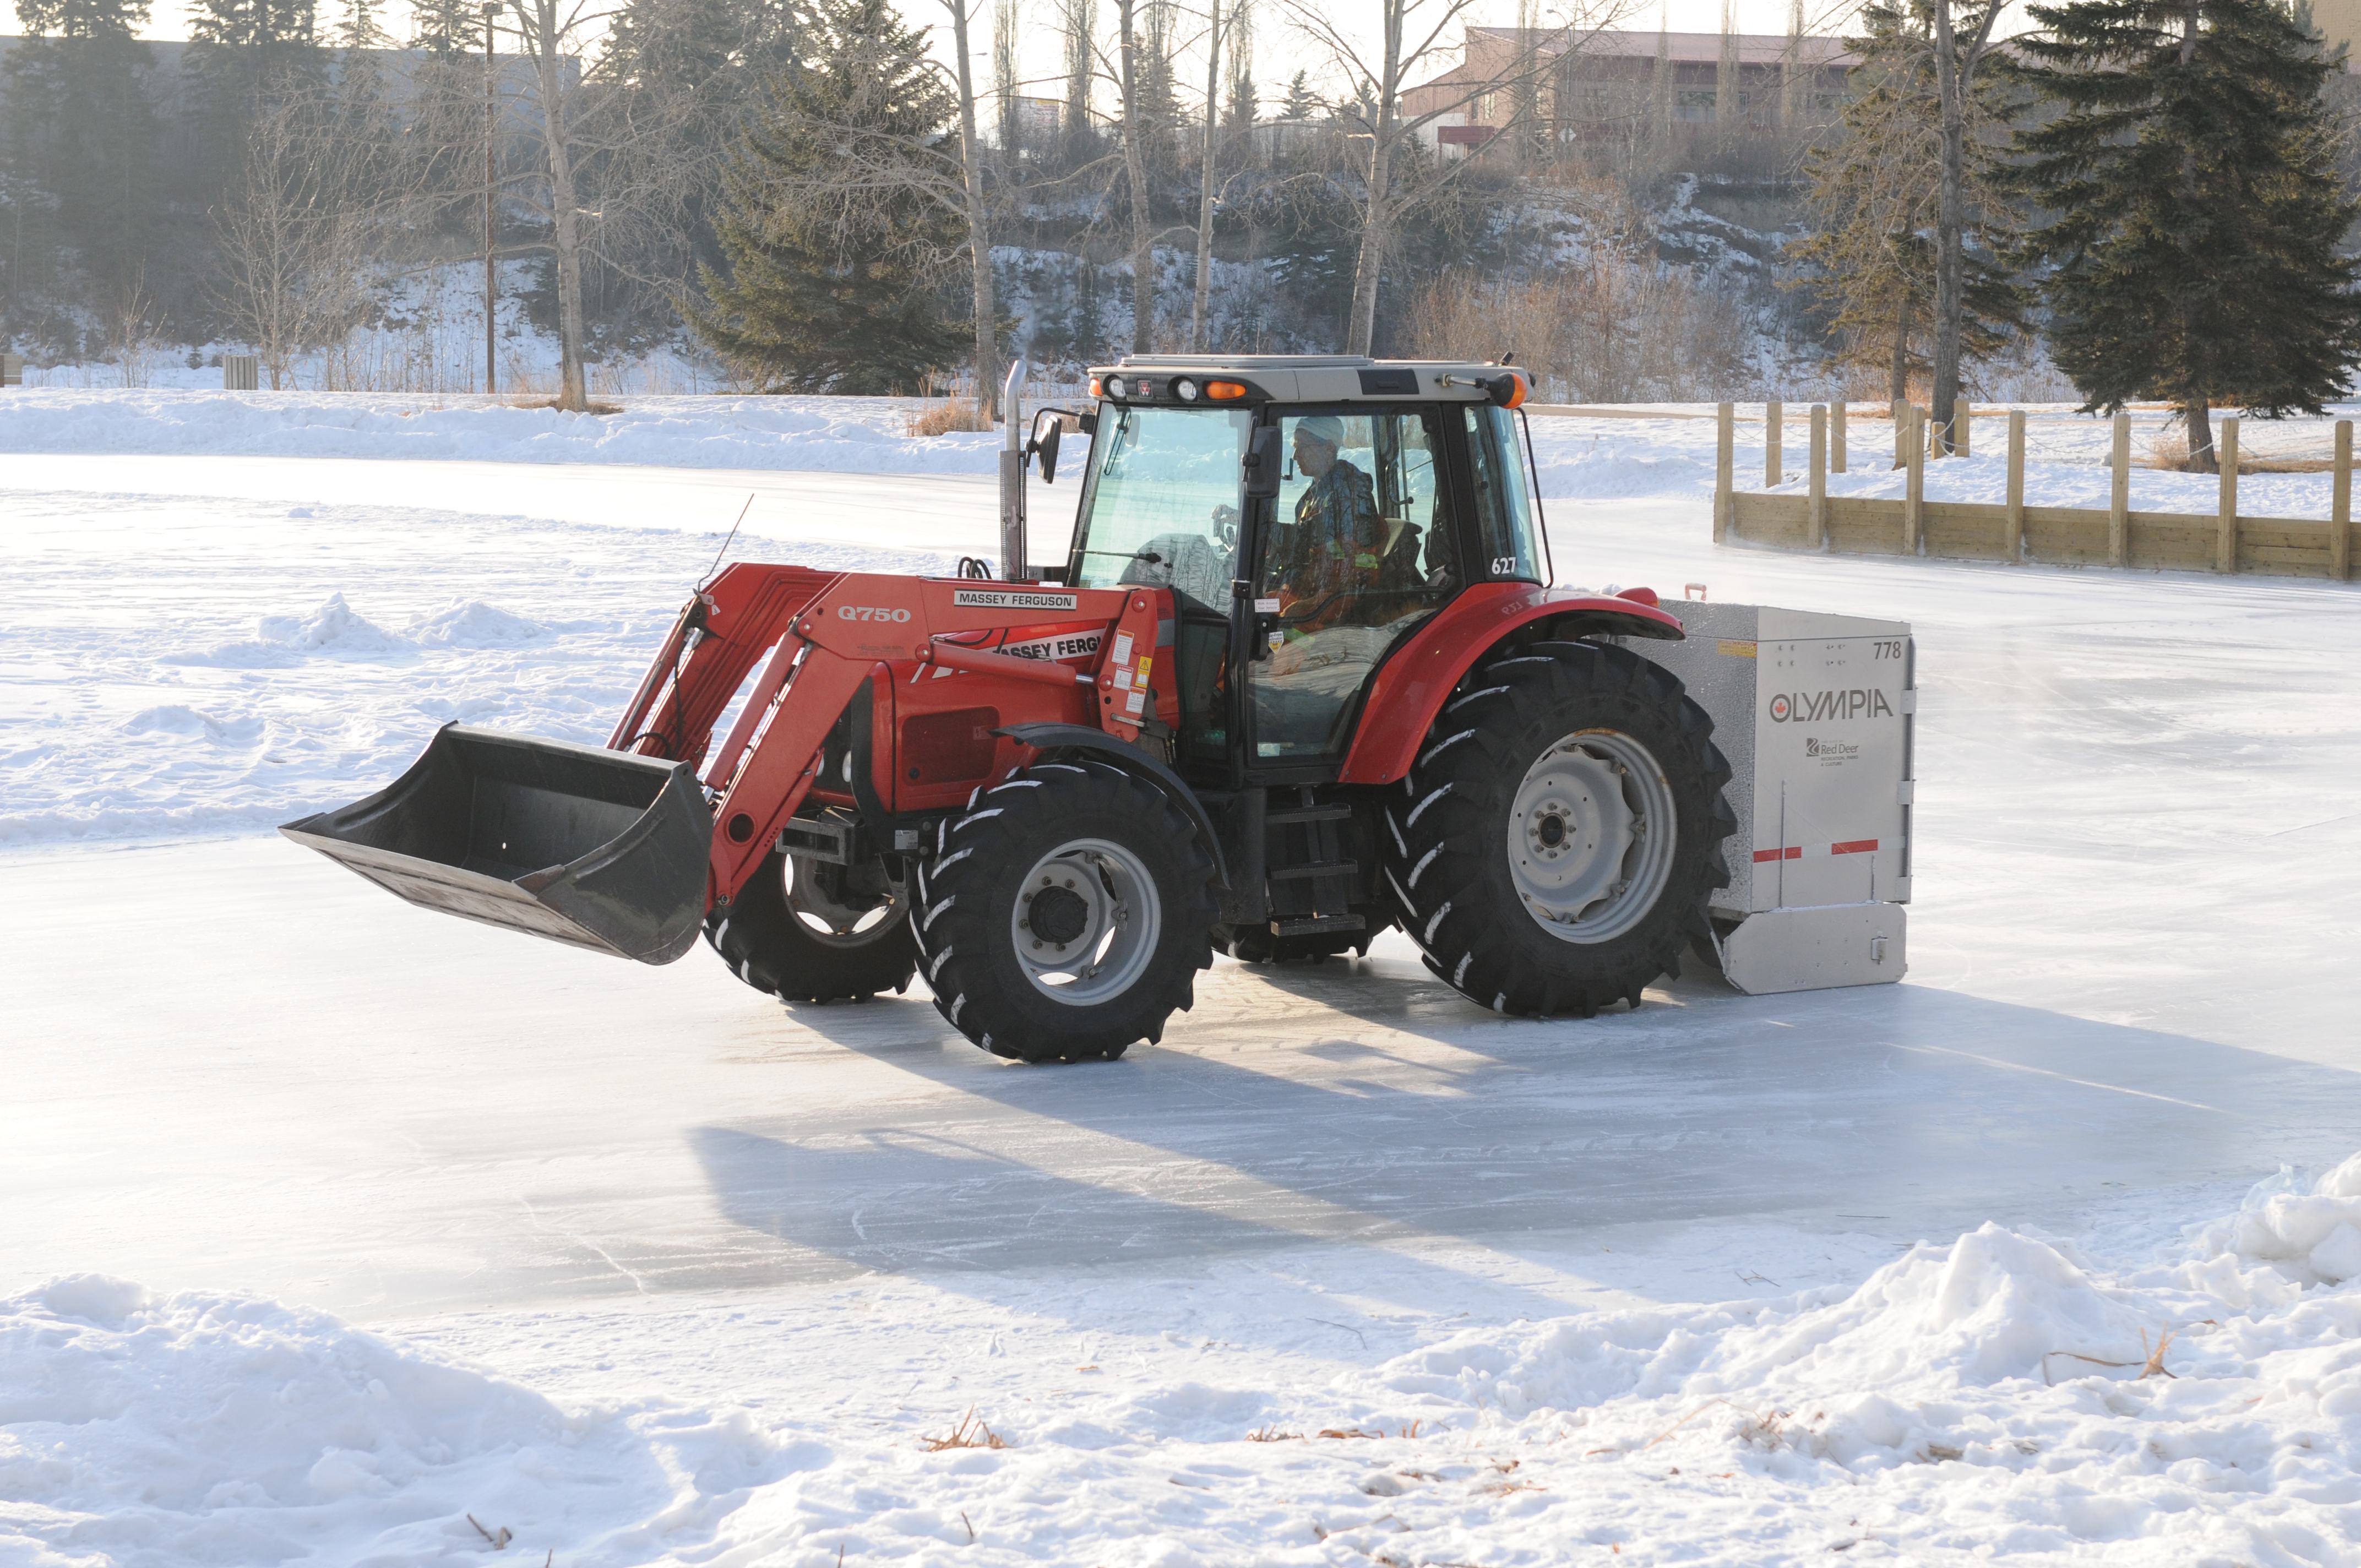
1405;25;1853;157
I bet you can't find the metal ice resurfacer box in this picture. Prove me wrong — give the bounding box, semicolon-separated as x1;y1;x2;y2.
1628;601;1914;995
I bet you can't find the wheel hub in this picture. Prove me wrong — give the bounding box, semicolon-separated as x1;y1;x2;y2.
1507;728;1678;945
1024;882;1091;947
784;854;904;947
1009;839;1162;1005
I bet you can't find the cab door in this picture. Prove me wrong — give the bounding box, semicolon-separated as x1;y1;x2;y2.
1243;405;1460;767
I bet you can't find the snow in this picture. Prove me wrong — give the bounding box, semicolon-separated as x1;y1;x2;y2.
7;1164;2358;1566
0;389;1007;474
1524;402;2361;519
5;390;2360;1566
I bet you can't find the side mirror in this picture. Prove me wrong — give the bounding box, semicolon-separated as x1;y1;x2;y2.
1242;426;1282;500
1027;409;1064;483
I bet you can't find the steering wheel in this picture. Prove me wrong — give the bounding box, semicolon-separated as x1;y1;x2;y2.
1211;503;1241;553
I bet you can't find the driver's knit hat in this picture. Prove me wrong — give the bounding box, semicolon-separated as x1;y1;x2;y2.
1296;415;1345;448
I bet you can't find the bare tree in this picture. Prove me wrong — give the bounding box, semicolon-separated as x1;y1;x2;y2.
1189;0;1223;349
1792;0;2017;415
503;0;601;409
1114;0;1160;352
1060;0;1097;163
1926;0;2005;453
995;0;1022;158
212;91;372;389
940;0;1000;416
1277;0;1625;355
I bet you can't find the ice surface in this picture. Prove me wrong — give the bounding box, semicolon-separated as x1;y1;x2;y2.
6;392;2360;1565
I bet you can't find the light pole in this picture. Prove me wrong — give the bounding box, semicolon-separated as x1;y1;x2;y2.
484;3;499;396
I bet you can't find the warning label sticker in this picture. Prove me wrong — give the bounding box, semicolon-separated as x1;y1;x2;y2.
953;587;1079;612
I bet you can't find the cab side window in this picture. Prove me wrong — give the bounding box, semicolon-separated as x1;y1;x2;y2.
1464;404;1546;582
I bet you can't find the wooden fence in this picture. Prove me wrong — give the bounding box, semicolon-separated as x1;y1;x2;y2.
1707;400;2357;581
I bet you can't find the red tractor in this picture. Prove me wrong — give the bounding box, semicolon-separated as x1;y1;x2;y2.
287;357;1736;1061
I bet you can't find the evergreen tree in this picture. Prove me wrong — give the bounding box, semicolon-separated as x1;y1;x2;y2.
1792;0;2020;408
2010;0;2361;468
183;0;325;231
4;0;162;329
1280;67;1318;119
587;0;797;339
688;0;966;392
187;0;323;94
408;0;484;56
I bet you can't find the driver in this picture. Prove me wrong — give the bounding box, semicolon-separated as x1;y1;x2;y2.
1270;416;1383;642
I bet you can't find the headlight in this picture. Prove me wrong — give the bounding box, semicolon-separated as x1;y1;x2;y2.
1174;378;1199;401
1106;375;1127;399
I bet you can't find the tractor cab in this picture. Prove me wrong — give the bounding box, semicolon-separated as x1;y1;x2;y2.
1052;357;1546;786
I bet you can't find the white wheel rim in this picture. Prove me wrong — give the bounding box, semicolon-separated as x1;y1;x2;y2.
1009;838;1162;1006
1507;728;1677;945
783;855;904;948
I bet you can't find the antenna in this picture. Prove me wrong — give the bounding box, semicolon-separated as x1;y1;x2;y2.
701;493;755;587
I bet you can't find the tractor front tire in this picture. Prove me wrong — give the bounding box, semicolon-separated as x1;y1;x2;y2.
1383;640;1735;1017
915;763;1218;1062
706;848;917;1002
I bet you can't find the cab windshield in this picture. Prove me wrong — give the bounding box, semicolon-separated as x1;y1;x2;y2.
1069;405;1249;612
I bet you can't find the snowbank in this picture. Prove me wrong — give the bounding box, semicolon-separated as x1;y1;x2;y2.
5;1161;2357;1565
0;389;1005;476
4;388;2354;517
1351;1155;2361;1562
0;1276;792;1568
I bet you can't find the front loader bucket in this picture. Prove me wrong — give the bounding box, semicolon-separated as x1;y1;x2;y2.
280;724;712;964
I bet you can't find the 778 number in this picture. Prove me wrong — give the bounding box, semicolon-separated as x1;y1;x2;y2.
1872;639;1905;659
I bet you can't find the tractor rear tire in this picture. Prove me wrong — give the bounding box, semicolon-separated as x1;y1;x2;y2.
1381;640;1735;1017
706;848;917;1002
914;763;1218;1062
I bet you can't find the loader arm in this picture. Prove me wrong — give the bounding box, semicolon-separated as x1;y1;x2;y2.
608;564;1170;905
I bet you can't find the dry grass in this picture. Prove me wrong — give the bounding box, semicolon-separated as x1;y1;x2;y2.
1402;182;1751;404
2142;424;2337;472
921;1408;1008;1451
505;394;622;416
2040;1324;2182;1385
907;399;995;437
1314;1419;1422;1440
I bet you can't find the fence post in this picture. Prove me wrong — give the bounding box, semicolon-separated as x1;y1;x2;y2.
1715;401;1734;543
1904;405;1924;553
2217;416;2239;573
2335;419;2352;581
1831;399;1847;473
1765;399;1783;487
1894;403;1906;470
1954;395;1971;457
2109;412;2130;567
2006;409;2026;559
1810;404;1828;548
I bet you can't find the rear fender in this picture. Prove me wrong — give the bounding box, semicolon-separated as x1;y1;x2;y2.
997;722;1231;890
1336;583;1683;786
